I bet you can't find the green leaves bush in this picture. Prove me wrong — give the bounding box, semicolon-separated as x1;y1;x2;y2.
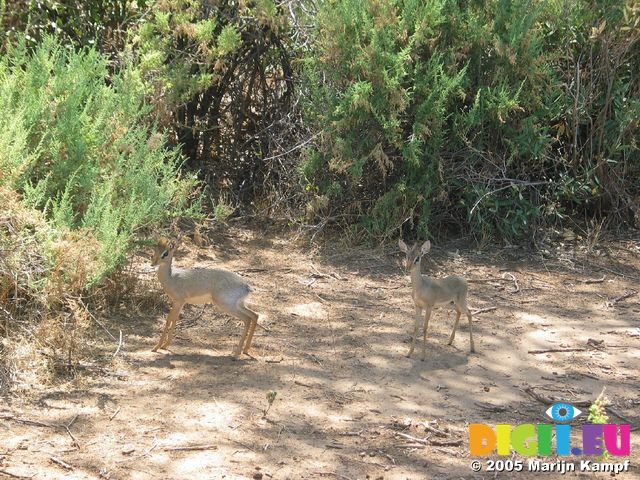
302;0;640;242
129;0;295;202
0;36;200;286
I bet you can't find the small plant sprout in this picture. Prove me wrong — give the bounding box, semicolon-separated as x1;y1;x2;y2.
263;390;277;417
588;387;610;459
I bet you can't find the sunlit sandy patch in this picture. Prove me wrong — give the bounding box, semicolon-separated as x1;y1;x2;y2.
168;401;241;432
517;312;550;324
196;401;241;428
288;302;327;319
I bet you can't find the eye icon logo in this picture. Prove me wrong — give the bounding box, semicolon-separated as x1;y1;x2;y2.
546;402;582;422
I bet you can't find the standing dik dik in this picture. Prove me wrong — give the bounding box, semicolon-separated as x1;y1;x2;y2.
151;238;259;358
399;239;475;360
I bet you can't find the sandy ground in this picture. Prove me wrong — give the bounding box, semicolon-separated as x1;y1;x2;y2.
1;223;639;479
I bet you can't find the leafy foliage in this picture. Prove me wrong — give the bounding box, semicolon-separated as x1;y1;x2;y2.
1;0;147;56
0;37;200;285
130;0;297;204
302;0;640;242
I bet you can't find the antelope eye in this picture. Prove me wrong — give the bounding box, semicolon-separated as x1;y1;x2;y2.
161;251;169;259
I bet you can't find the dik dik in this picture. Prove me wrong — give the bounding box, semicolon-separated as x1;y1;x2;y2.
151;238;259;358
399;239;474;360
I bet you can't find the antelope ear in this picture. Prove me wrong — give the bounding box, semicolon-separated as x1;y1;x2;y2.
421;240;431;255
398;239;409;253
167;239;177;250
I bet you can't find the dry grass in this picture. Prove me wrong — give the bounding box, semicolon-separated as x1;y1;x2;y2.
0;186;141;393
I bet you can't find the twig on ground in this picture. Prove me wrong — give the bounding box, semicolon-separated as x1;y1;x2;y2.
472;306;497;315
162;444;218;452
115;441;158;464
294;380;315;388
434;447;460;456
528;348;586;354
502;272;520;293
422;423;449;436
74;296;116;341
63;415;79;449
0;414;55;428
50;457;73;470
581;275;606;284
113;330;123;357
395;432;430;444
314;293;328;303
109;407;121;421
310;263;342;280
429;438;463;447
325;443;345;449
0;469;32;479
606;290;637;307
237;268;268;273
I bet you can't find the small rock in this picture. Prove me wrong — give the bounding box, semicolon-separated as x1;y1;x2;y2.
122;444;136;455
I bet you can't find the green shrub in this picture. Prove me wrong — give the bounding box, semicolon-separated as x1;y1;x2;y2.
129;0;296;204
0;36;200;285
302;0;640;242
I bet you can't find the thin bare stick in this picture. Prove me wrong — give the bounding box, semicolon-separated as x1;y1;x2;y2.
395;432;430;445
73;297;116;341
0;469;32;479
113;330;123;357
470;181;550;216
422;424;449;436
528;348;586;354
294;380;315;388
50;457;73;470
472;306;497;315
0;414;55;428
109;407;121;421
581;275;606;284
63;415;79;449
429;438;463;447
261;131;321;161
162;444;218;452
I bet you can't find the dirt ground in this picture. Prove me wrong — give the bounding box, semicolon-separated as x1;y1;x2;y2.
1;223;639;479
